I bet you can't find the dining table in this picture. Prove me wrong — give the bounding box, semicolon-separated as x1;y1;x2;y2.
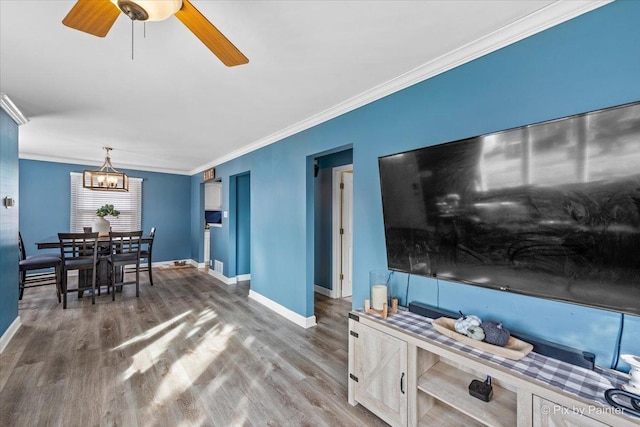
35;234;152;296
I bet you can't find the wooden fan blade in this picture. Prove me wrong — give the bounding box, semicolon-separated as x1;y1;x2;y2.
175;0;249;66
62;0;121;38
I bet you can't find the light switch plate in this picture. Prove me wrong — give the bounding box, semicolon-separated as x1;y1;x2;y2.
3;196;15;208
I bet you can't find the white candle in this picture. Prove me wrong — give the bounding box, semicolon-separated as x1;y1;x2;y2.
371;285;388;311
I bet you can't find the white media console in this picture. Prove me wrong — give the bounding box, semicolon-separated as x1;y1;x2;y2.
348;309;638;427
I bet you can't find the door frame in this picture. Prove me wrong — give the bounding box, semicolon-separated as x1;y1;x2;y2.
332;164;353;298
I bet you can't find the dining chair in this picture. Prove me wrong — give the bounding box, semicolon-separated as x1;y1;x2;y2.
107;231;143;301
58;232;99;309
18;232;62;302
140;227;156;286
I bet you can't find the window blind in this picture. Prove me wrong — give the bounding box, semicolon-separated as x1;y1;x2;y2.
70;172;142;232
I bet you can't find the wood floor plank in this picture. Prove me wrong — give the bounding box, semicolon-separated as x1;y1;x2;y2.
1;268;386;426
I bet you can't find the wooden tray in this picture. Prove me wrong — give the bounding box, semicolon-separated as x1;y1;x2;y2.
431;317;533;360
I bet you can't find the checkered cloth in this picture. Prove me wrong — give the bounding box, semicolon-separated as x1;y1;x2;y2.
355;309;630;409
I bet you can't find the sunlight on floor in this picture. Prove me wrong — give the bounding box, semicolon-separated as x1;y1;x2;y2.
112;310;192;350
153;311;236;406
186;326;201;338
230;395;250;426
195;307;217;326
122;322;186;380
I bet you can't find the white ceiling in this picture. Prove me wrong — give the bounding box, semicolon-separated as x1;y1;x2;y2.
0;1;606;175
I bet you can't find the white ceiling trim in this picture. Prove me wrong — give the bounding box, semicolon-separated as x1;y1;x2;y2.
189;0;612;176
0;92;29;126
19;152;189;176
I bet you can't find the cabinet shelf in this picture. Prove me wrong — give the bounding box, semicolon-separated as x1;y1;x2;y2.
418;399;485;427
417;360;517;427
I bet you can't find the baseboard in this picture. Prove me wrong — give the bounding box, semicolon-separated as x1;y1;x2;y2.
236;274;251;282
0;316;21;354
314;285;337;299
208;268;237;285
249;290;317;329
151;260;186;268
188;259;207;269
136;259;199;269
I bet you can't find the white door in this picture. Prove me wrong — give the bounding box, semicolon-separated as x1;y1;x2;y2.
341;171;353;297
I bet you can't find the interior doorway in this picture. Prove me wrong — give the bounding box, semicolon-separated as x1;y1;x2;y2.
332;165;353;298
312;149;353;301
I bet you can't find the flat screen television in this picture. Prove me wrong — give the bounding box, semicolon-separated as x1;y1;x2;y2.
379;101;640;315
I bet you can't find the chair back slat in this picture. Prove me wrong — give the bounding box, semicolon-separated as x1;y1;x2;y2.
148;227;156;250
109;231;142;258
58;232;100;261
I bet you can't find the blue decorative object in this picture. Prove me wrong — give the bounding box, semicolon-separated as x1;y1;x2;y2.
482;321;511;347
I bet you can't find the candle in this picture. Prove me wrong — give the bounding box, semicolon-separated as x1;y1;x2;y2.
371;285;388;311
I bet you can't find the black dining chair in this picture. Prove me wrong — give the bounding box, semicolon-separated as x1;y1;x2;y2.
58;232;99;309
140;227;156;286
107;231;143;300
18;232;62;302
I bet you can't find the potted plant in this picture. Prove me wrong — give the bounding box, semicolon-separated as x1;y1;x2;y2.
93;204;120;235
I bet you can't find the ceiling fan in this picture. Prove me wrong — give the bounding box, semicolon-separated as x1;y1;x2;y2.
62;0;248;66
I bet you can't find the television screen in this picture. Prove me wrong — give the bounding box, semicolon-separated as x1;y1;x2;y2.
379;101;640;315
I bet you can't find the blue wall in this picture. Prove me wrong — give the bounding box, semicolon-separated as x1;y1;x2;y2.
0;109;20;338
19;159;192;263
191;1;640;370
236;173;251;276
190;175;205;264
314;149;353;289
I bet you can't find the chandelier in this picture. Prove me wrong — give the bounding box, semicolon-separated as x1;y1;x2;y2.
83;147;129;192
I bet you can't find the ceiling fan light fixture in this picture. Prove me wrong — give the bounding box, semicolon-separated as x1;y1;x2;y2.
64;0;248;66
111;0;182;21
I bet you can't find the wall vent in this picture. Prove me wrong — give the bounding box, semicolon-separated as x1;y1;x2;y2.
214;260;223;274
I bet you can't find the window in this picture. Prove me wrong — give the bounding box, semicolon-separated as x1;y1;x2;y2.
70;172;142;232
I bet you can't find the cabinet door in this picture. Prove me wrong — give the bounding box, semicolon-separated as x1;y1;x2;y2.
352;322;408;427
205;183;222;210
533;396;609;427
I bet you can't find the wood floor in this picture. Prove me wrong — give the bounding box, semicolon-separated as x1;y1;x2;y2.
0;268;385;427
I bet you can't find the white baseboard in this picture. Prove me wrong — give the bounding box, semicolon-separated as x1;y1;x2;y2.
314;284;338;299
188;259;207;269
0;316;21;354
236;274;251;282
136;259;199;269
208;268;237;285
249;290;317;329
151;260;183;268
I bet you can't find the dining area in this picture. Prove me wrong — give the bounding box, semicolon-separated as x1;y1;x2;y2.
19;224;156;309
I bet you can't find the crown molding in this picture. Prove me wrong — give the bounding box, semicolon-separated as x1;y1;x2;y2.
0;93;29;126
189;0;613;176
18;152;191;176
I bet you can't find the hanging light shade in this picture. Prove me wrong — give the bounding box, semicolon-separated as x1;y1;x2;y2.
83;147;129;192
